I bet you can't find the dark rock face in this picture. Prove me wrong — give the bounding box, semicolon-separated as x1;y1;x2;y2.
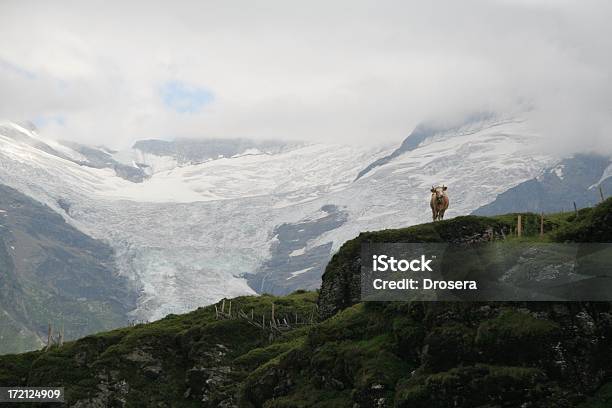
132;138;291;165
59;141;148;183
317;251;362;322
0;184;136;354
317;216;511;319
473;154;612;215
248;204;348;295
354;124;440;180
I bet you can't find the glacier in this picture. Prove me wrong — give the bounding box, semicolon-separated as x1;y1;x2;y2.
0;116;554;321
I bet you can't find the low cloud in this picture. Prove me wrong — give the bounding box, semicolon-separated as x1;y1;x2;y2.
0;0;611;154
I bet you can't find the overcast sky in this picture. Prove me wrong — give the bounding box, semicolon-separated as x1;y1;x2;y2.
1;0;611;152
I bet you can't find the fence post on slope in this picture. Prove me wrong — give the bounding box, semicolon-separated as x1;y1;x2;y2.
59;322;64;347
517;215;522;237
573;202;578;215
540;212;544;237
46;323;52;350
271;302;275;328
600;186;605;203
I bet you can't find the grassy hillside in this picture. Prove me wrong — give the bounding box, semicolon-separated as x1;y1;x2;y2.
1;199;611;407
0;291;318;407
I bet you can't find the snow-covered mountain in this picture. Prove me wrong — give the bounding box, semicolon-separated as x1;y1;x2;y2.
0;116;554;321
473;154;612;215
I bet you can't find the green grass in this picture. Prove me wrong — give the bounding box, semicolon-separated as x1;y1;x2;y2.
580;382;612;408
0;292;319;406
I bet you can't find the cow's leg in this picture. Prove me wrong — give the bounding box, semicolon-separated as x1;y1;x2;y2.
439;210;445;220
432;210;437;222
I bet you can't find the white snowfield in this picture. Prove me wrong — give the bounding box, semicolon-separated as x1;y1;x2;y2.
0;118;553;320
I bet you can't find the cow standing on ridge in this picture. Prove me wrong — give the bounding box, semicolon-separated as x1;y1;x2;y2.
430;185;449;221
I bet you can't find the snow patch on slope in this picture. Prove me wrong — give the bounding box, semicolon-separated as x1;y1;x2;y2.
592;162;612;188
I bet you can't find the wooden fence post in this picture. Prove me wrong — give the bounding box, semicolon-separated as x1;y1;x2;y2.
517;215;522;237
573;202;578;215
600;186;605;203
271;303;275;328
540;212;544;237
46;323;52;350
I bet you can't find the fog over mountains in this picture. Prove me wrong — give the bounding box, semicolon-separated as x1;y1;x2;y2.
2;114;612;352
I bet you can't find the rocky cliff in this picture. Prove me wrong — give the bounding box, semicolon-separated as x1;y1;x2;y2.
317;215;514;319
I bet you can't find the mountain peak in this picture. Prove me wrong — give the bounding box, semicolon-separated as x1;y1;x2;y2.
354;112;514;180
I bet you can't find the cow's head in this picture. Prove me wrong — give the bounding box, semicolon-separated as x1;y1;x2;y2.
430;185;447;203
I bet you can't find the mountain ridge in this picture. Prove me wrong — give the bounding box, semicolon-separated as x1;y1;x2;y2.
473;154;612;216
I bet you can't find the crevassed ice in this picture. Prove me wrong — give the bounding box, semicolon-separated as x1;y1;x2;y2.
0;119;555;320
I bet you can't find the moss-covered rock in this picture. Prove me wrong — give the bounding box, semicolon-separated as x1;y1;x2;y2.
475;309;560;364
317;215;513;319
396;364;549;408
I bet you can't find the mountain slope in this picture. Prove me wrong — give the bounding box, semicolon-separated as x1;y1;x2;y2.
354;112;498;180
0;184;136;355
0;116;553;323
1;200;611;407
473;154;612;215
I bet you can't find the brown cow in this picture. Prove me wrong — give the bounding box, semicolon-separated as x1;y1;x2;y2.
430;185;449;221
